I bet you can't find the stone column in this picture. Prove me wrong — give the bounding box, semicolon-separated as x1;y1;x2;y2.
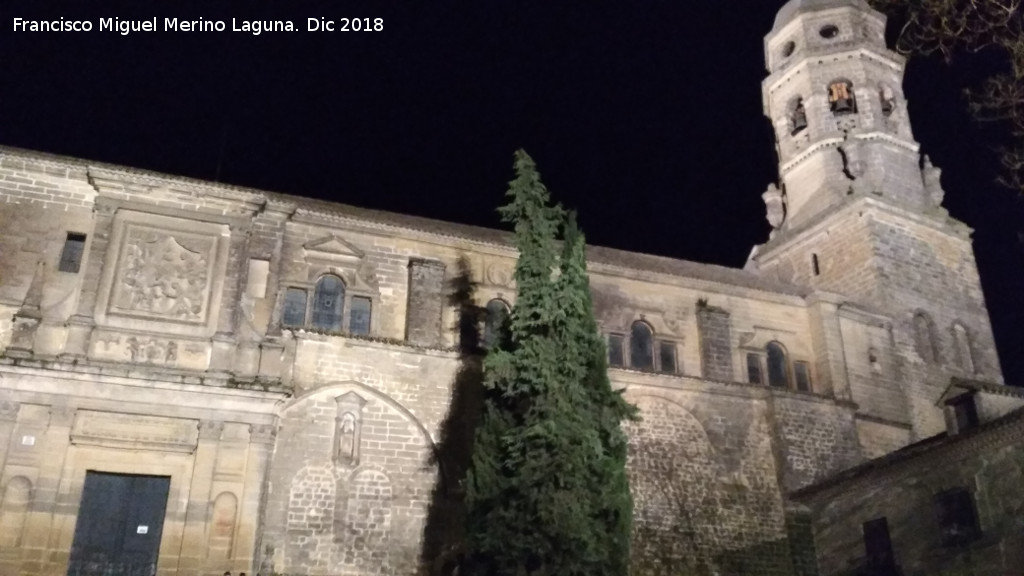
28;405;75;576
241;424;277;575
807;293;851;400
0;400;20;474
405;259;446;347
177;420;224;576
696;304;734;382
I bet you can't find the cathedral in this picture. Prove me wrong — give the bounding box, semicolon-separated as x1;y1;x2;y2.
0;1;1021;575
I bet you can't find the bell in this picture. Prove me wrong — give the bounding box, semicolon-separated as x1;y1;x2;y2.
832;98;853;114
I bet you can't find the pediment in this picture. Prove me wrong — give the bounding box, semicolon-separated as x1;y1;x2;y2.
303;235;364;263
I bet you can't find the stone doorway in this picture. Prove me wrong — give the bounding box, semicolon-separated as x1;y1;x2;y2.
67;471;171;576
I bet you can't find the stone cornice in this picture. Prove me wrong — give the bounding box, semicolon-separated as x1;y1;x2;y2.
3;146;810;305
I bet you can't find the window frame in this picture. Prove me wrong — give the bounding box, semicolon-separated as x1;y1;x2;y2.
827;79;857;115
934;487;982;547
629;321;655;371
281;287;310;327
482;298;511;349
766;341;790;388
58;232;87;273
746;342;813;393
280;272;376;335
605;323;680;375
947;393;980;433
862;517;897;571
607;333;626;368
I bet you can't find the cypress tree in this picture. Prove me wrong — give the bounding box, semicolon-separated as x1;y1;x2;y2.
555;211;637;576
464;150;635;576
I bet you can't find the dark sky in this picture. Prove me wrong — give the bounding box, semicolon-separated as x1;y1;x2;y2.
4;1;1023;383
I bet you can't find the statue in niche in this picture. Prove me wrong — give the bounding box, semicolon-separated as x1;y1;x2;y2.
333;392;366;467
337;412;358;466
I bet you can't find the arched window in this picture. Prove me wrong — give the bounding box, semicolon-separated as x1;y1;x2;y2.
953;323;975;374
789;97;808;135
766;341;789;388
828;80;856;115
312;275;345;331
879;84;896;117
483;299;510;349
630;321;654;371
913;312;937;363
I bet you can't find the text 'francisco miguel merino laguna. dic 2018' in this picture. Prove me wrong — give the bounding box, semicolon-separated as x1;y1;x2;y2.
9;17;377;35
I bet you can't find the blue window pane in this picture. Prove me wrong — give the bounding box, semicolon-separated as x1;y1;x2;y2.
794;361;811;392
747;353;763;385
630;322;654;371
767;342;789;388
659;341;677;374
350;297;372;335
608;334;624;367
483;299;509;348
312;275;344;331
59;233;86;273
282;288;307;327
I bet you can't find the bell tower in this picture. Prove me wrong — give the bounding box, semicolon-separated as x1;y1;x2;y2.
749;0;1004;439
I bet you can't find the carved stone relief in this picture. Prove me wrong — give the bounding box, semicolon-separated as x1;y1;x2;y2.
114;229;212;321
484;261;514;287
89;331;211;369
71;410;200;453
95;210;230;338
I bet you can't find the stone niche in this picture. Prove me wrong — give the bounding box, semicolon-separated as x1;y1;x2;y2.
93;210;231;339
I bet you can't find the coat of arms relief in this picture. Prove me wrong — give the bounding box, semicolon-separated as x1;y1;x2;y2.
112;228;213;322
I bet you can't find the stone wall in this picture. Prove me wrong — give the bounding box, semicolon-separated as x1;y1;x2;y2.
0;144;1007;576
796;411;1024;576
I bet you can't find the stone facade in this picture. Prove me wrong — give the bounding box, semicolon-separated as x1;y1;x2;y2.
0;1;1013;575
792;380;1024;576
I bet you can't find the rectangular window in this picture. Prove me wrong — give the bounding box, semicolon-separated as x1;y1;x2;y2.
794;361;812;392
934;488;981;547
282;288;308;327
863;517;896;570
58;233;87;273
607;334;624;367
950;394;979;433
658;341;677;374
349;296;372;335
746;353;763;385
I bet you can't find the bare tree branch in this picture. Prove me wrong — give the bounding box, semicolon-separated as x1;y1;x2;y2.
870;0;1024;190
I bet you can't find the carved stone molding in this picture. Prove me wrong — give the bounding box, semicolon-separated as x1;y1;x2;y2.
199;420;226;441
484;261;514;287
49;404;77;428
71;410;200;453
303;235;364;264
94;210;230;338
249;424;278;445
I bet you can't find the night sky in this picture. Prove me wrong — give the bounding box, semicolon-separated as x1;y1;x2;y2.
4;1;1023;383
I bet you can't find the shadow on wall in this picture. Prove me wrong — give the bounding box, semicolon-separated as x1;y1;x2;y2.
419;256;486;575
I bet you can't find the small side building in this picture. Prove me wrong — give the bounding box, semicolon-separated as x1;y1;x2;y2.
791;378;1024;576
